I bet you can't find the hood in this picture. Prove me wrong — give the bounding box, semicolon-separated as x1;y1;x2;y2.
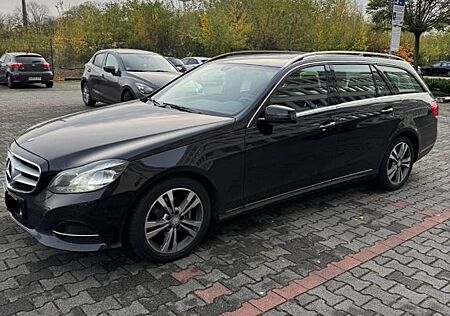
16;101;234;171
127;71;179;89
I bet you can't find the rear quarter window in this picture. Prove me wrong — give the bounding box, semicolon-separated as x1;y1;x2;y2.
378;66;424;94
93;53;106;67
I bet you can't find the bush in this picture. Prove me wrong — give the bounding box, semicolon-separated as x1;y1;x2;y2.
424;78;450;96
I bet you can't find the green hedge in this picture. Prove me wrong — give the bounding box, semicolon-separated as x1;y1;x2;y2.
424;78;450;96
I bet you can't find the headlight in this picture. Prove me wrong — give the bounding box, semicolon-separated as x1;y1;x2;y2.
49;159;128;193
135;83;154;94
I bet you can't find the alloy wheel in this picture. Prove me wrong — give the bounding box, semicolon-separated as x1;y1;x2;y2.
144;188;204;254
387;142;412;185
82;84;90;104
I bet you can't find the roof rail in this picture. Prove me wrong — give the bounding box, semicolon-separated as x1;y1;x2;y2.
287;51;404;65
208;50;302;62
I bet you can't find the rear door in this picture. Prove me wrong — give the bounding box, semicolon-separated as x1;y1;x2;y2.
89;52;106;100
332;63;399;177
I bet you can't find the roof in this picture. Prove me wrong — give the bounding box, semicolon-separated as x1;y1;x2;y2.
209;51;406;68
7;52;42;57
97;49;158;55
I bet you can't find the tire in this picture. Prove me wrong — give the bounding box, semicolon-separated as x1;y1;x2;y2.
122;90;134;102
81;82;96;107
377;136;414;190
127;177;211;262
45;82;53;88
6;74;15;88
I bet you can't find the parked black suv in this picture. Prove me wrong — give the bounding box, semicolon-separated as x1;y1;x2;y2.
81;49;179;106
0;52;53;88
4;51;438;262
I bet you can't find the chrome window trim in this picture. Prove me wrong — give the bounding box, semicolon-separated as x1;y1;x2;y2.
247;60;429;127
5;151;41;194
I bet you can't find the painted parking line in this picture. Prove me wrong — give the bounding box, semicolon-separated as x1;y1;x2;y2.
221;209;450;316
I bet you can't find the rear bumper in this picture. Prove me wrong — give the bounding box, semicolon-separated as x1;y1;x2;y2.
11;71;53;83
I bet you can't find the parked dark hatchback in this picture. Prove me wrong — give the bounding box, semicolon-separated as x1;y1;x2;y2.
4;51;438;262
420;61;450;77
81;49;179;106
0;52;53;88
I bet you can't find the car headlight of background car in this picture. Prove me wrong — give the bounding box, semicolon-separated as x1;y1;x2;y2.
49;159;128;193
135;82;154;94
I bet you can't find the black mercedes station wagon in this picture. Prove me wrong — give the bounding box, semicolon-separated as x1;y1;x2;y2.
4;51;438;262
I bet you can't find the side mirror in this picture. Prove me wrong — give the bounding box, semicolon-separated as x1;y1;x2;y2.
104;65;120;76
263;104;297;123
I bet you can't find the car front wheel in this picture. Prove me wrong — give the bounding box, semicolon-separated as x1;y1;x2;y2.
377;136;414;190
127;177;211;262
82;82;96;107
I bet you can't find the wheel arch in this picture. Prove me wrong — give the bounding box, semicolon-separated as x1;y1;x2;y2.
121;86;135;101
394;129;420;162
119;167;220;247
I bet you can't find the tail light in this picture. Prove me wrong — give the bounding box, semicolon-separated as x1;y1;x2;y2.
9;63;24;71
431;101;439;118
42;62;51;70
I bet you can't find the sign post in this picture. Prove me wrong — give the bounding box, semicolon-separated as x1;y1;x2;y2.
389;0;405;53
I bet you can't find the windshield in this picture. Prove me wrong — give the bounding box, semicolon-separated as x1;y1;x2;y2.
151;62;279;116
121;53;175;72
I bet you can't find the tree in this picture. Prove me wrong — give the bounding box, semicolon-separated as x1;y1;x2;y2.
367;0;450;68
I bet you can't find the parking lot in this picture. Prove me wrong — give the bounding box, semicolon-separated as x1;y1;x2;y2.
0;82;450;315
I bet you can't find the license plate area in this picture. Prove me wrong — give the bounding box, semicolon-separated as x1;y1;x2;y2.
5;191;26;220
28;77;41;81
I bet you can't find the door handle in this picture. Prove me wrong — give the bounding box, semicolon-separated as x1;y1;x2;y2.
101;73;104;78
381;107;393;114
319;121;336;131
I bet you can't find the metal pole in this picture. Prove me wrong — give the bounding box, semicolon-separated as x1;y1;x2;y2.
50;38;55;73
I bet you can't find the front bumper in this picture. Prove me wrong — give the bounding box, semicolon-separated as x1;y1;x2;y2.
4;186;128;252
3;143;136;252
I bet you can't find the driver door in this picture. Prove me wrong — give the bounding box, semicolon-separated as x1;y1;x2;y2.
243;65;338;204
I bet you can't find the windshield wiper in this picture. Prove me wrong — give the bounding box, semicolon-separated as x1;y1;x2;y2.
146;98;202;114
163;102;203;114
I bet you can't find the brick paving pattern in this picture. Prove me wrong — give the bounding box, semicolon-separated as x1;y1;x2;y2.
0;83;449;315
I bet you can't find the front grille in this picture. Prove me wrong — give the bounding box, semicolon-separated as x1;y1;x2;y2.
5;152;41;193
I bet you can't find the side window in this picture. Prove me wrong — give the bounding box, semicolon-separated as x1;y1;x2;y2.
93;53;105;68
4;55;11;63
269;65;329;113
332;64;376;102
378;66;423;94
104;54;119;72
371;66;390;96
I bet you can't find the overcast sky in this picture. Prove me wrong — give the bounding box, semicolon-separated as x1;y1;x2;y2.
0;0;368;16
0;0;113;15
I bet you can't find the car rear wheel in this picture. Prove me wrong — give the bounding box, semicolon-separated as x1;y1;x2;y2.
6;74;15;88
45;82;53;88
82;82;96;107
377;136;414;190
127;177;211;262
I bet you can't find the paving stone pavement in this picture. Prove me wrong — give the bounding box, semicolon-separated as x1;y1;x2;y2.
1;84;449;315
